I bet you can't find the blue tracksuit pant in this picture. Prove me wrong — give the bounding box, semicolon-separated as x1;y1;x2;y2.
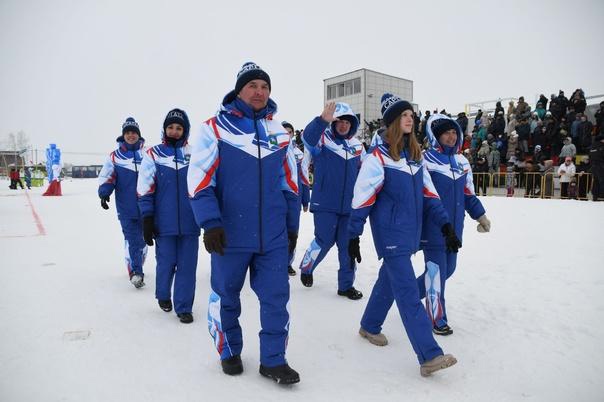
207;246;290;367
118;217;147;277
299;211;355;291
154;235;199;314
417;249;458;327
360;254;443;364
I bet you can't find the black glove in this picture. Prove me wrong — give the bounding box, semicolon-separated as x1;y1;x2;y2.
288;232;298;253
441;223;462;253
348;237;362;263
143;216;156;246
100;196;110;210
203;227;226;255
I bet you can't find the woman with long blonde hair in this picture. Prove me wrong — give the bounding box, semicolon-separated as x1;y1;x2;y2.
347;93;460;376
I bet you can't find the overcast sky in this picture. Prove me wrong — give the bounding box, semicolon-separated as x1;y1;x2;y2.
1;0;603;164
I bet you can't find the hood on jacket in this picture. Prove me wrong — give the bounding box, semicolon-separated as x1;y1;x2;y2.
425;113;463;154
330;102;359;139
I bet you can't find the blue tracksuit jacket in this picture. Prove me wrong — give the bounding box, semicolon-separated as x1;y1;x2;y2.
420;115;485;249
187;97;300;252
98;137;145;219
137;135;199;236
303;105;365;215
348;144;450;258
98;137;147;276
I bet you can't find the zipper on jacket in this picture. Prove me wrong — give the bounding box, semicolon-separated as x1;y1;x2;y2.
340;140;349;214
174;144;182;235
449;154;457;229
254;116;264;254
404;149;420;247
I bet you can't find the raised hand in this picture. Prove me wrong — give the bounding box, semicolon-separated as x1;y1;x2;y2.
320;102;338;123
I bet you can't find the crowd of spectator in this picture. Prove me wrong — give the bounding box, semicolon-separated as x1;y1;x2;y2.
413;89;604;200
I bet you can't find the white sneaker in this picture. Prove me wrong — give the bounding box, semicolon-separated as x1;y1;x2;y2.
420;354;457;377
130;274;145;289
359;327;388;346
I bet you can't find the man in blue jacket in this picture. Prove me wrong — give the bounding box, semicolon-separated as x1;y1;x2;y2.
98;117;147;288
419;114;491;335
298;102;365;299
187;62;301;384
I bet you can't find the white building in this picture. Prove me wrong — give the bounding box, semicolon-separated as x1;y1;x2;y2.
324;69;414;141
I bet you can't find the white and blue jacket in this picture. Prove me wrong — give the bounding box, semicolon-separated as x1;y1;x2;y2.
303;104;365;215
98;137;145;219
420;114;485;250
292;141;310;210
137;124;199;236
187;95;300;253
348;143;450;258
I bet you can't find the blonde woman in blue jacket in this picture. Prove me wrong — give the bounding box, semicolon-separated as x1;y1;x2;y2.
347;94;460;377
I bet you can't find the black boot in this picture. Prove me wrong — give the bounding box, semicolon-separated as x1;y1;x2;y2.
300;273;313;287
433;324;453;336
177;313;193;324
287;265;296;276
221;355;243;375
259;364;300;384
158;299;172;312
337;287;363;300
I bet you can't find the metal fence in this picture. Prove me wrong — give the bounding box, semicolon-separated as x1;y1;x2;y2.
473;172;593;200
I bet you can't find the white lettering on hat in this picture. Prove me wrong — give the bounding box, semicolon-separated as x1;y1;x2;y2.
238;63;261;77
382;95;401;110
167;110;184;120
123;121;139;128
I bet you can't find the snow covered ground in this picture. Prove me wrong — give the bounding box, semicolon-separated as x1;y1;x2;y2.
1;178;603;402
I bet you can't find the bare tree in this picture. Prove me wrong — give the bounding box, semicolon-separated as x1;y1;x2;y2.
2;131;29;151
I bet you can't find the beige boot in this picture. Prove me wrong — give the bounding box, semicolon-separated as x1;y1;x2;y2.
359;327;388;346
420;354;457;377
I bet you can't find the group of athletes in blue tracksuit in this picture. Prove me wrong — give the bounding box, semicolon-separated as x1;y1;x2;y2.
98;61;491;384
99;111;200;324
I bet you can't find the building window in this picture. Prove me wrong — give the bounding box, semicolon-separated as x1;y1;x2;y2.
327;85;337;100
352;78;361;93
327;77;362;100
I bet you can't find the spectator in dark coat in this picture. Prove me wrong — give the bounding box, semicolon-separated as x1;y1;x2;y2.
576;157;591;200
473;156;489;196
456;112;468;135
515;118;531;156
474;109;483;125
537;94;549;111
556;90;569;116
589;135;604;201
594;102;604;135
578;115;594;153
532;121;544;149
549;95;563;121
494;101;504;118
491;112;506;137
571;90;587;114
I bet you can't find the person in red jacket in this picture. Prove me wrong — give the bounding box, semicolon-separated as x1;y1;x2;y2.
9;168;24;189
